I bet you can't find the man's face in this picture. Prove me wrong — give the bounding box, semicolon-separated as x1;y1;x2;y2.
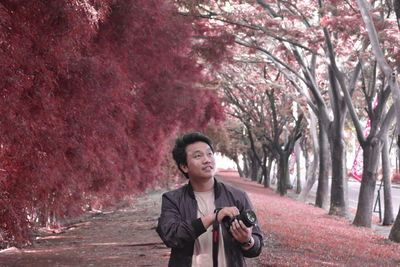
180;141;216;181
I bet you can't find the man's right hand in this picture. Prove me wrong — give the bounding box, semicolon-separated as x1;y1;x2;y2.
217;206;240;223
200;206;240;229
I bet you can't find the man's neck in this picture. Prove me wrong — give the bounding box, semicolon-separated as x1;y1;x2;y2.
190;177;214;192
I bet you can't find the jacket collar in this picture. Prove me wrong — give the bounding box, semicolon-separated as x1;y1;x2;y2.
188;178;221;199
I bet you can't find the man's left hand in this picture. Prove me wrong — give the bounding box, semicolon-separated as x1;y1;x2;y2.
230;219;253;248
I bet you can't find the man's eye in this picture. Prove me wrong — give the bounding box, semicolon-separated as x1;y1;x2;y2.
194;155;201;158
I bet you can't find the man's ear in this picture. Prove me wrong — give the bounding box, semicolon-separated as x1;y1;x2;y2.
180;164;188;174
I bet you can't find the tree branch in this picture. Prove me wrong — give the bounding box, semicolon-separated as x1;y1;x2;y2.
357;0;400;135
256;0;279;17
323;27;365;142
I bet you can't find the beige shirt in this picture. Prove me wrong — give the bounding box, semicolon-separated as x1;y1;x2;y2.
192;190;227;267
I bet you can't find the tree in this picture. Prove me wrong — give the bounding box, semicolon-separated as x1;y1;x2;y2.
176;0;400;231
220;60;273;185
332;0;399;228
298;111;320;202
294;141;302;194
353;0;400;237
204;119;247;176
390;206;400;242
265;86;304;195
217;54;305;194
381;126;395;225
0;0;224;247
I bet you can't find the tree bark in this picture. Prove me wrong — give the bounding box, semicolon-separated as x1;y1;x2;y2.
248;150;259;181
233;156;245;178
243;153;250;177
299;112;319;202
263;156;272;188
315;120;330;209
326;64;350;217
329;132;348;217
278;155;289;196
353;140;381;227
295;141;302;194
389;206;400;242
382;132;394;225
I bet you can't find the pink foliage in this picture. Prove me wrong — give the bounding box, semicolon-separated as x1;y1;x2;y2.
0;0;224;247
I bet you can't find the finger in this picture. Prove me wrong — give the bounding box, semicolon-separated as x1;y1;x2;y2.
230;207;239;215
234;220;245;234
238;220;248;230
225;208;234;218
230;227;239;238
230;219;238;232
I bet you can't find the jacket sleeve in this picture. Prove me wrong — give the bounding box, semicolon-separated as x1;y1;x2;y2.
156;192;206;249
239;191;264;258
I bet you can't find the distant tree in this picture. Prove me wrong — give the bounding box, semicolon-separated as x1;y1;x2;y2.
264;85;304;195
204;119;246;176
298;111;320;202
218;58;274;184
294;141;302;194
218;54;305;194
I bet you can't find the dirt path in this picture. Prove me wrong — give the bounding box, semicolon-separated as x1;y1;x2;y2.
0;175;264;267
0;172;399;266
0;189;169;267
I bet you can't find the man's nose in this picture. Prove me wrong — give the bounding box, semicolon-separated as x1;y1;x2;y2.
203;154;212;163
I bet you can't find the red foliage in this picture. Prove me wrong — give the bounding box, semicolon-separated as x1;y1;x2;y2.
0;0;224;247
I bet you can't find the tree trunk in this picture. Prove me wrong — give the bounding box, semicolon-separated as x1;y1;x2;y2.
299;112;319;201
326;63;349;217
316;121;330;209
389;206;400;242
303;142;309;181
353;141;381;227
233;156;245;178
299;157;319;202
263;156;272;188
295;142;302;194
382;135;394;225
249;150;259;181
256;166;263;183
243;153;251;178
258;153;266;184
278;155;289;196
329;129;348;217
271;161;277;184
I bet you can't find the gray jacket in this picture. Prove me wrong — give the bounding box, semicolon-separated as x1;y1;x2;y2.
156;178;263;266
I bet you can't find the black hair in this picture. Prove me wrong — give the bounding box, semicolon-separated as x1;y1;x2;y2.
172;132;214;178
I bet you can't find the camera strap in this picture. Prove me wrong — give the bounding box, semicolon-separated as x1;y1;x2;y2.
212;208;222;267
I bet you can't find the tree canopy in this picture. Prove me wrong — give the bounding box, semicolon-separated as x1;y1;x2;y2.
0;0;224;247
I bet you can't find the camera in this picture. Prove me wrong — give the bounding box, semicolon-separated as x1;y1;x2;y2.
222;210;257;229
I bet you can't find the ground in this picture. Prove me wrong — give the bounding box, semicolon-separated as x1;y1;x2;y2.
0;189;168;267
0;172;399;266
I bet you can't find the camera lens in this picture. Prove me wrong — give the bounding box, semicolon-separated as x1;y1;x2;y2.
241;210;257;227
222;210;257;229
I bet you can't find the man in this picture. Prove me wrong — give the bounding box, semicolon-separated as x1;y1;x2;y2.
156;132;263;267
